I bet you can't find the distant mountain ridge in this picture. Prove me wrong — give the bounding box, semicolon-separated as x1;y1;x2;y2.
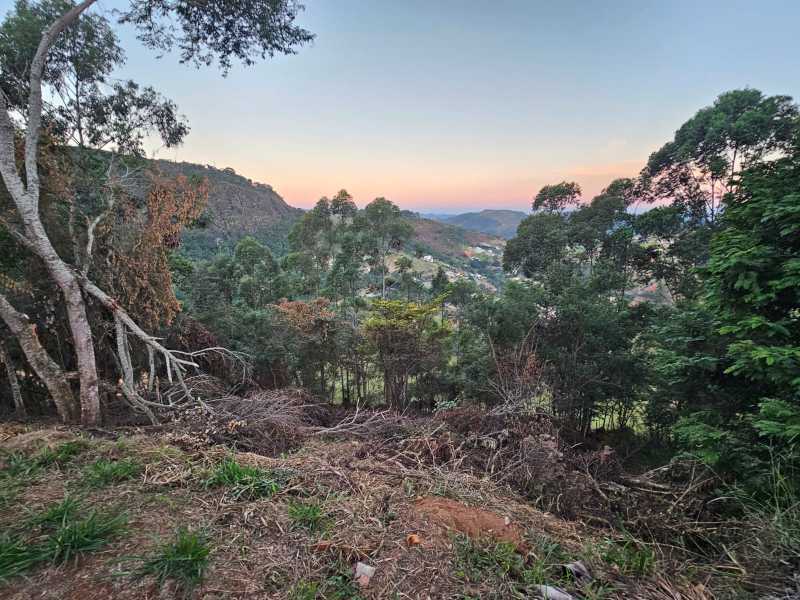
428;209;527;239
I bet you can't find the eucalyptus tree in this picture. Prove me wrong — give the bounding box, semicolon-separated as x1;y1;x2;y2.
0;0;312;424
641;89;799;226
359;198;413;298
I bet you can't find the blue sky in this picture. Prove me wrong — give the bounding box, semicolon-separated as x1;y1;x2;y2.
99;0;800;211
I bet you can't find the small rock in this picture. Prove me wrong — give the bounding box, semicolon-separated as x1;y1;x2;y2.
534;584;575;600
354;562;376;588
563;560;591;582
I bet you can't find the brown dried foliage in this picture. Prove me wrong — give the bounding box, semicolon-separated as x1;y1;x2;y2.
100;174;207;329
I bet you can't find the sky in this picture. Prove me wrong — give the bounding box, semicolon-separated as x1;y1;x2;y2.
95;0;800;212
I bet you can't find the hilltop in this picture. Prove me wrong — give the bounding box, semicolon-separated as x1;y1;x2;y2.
428;209;528;239
146;161;303;259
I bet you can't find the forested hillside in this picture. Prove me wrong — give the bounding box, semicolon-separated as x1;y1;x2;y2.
147;158;504;282
0;2;798;599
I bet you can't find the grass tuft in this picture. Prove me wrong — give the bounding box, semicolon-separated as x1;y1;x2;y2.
0;499;125;581
287;500;327;532
82;458;141;488
2;452;42;478
454;535;524;583
133;527;210;597
204;457;287;500
27;495;82;529
288;579;320;600
0;533;47;583
323;568;365;600
596;535;655;577
1;440;89;481
36;440;89;467
45;509;127;564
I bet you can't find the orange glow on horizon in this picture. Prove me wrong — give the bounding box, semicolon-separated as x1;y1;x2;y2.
246;159;644;211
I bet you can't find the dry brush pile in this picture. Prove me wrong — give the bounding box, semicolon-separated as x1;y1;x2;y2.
158;388;798;598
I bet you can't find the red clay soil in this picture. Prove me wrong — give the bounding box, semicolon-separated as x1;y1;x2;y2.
414;496;527;551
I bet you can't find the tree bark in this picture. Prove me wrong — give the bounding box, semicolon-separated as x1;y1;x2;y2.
0;0;101;425
0;294;78;422
0;341;26;418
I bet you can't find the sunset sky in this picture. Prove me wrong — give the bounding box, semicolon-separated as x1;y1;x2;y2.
111;0;800;212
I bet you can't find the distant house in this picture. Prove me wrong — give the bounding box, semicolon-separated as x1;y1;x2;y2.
422;255;435;263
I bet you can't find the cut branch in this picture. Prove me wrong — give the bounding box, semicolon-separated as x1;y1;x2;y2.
0;294;78;422
0;341;26;418
79;275;197;411
114;313;158;425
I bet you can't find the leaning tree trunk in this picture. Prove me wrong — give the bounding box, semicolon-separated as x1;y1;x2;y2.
0;0;101;425
0;294;78;422
0;341;26;418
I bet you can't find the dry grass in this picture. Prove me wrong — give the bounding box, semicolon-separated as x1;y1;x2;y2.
0;419;781;600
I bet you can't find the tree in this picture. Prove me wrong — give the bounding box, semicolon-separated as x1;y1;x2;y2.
641;89;799;226
503;211;569;278
330;189;357;221
326;230;365;303
233;237;279;310
359;198;412;298
431;266;449;297
0;341;25;417
0;0;313;424
705;142;800;400
394;255;414;300
288;198;336;295
364;299;447;410
532;181;581;213
647;132;800;475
